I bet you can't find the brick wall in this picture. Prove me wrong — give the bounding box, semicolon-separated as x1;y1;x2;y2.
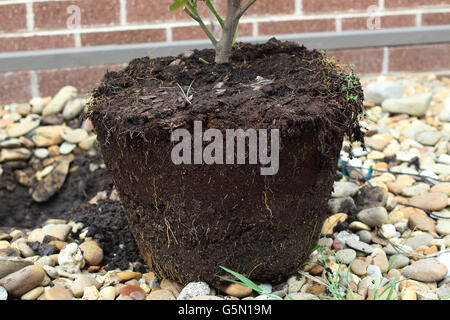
1;0;450;103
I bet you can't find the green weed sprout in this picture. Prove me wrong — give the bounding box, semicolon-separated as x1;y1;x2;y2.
176;80;195;104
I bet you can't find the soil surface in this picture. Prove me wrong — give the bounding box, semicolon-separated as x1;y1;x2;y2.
0;153;113;228
88;38;365;285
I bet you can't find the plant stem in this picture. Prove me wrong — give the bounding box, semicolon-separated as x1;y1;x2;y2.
184;0;218;47
181;0;256;64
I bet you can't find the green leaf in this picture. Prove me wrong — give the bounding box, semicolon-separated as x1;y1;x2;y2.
169;0;186;11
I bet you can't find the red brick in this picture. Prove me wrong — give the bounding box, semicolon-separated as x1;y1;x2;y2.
0;35;75;53
172;26;210;41
342;15;416;30
0;71;32;104
81;29;166;46
36;64;125;97
389;44;450;72
258;19;335;35
213;0;295;17
244;0;295;16
33;0;120;29
422;12;450;25
172;23;252;41
326;48;384;74
303;0;378;13
127;0;210;23
0;4;27;32
385;0;450;9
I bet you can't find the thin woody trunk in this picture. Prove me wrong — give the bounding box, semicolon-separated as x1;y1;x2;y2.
214;0;241;64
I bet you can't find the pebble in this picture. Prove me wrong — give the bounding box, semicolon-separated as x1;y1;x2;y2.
78;135;97;150
437;253;450;278
366;265;382;282
79;240;103;266
34;148;50;159
32;157;72;202
437;285;450;300
71;275;101;297
321;213;348;234
57;243;85;273
401;183;430;197
30;97;49;114
20;286;44;300
59;142;76;155
287;276;305;294
402;259;448;282
438;97;450;122
408;213;436;232
382;92;432;116
99;286;117;300
357;207;388;227
431;183;450;195
336;249;356;265
328;197;356;214
436;220;450;236
370;249;389;273
364;81;404;105
388;254;410;270
0;286;7;300
403;233;433;251
380;224;397;239
409;192;448;211
356;230;372;244
0;148;32;162
331;181;359;198
349;221;371;231
45;285;74;300
177;281;210;300
0;265;45;297
350;259;368;276
146;289;176;300
415;131;442;146
6;115;41;138
221;283;253;298
82;285;100;300
31;125;65;147
42;86;77;117
62;98;85;120
0;256;34;278
117;271;141;282
346;239;374;254
60;127;89;144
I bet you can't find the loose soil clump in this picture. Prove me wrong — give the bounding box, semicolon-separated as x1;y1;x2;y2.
88;38;364;286
65;200;147;272
0;154;112;228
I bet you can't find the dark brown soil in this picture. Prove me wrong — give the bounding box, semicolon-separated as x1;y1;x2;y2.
65;200;147;272
0;153;113;228
88;38;364;286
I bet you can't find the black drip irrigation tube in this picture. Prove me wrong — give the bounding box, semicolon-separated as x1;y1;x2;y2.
338;159;450;220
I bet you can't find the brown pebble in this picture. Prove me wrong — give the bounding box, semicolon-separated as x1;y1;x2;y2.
129;290;145;300
45;286;74;300
125;279;140;287
118;271;142;282
79;240;103;266
120;285;144;297
0;265;45;297
48;240;67;251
